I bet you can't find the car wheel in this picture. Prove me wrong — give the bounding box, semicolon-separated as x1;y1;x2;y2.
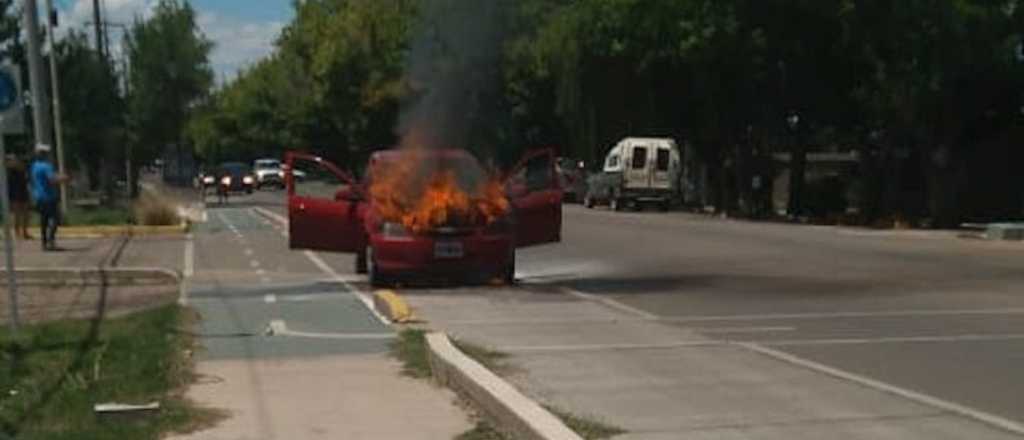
583;194;595;209
366;246;388;287
659;200;670;212
502;249;517;285
355;249;368;274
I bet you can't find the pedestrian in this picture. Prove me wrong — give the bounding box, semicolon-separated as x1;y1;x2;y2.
30;144;69;251
4;154;31;239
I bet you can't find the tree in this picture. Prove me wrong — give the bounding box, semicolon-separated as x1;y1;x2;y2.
125;0;213;181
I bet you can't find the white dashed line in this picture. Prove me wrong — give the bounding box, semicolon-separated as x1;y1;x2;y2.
250;260;261;268
264;294;277;303
244;249;254;256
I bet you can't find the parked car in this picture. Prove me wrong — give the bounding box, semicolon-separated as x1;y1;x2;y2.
216;162;256;194
584;137;681;211
556;157;588;203
284;148;562;286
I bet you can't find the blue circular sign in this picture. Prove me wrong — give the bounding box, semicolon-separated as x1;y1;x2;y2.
0;71;16;112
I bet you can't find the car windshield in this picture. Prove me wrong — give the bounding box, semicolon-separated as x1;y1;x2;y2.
255;161;279;170
219;163;249;176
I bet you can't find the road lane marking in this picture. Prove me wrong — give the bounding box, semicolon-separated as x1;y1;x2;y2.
250;260;261;268
558;287;658;320
739;342;1024;436
180;233;194;305
763;333;1024;347
244;248;254;256
255;268;266;275
443;317;794;333
501;340;720;353
265;320;394;340
252;207;390;325
264;294;277;303
304;250;389;324
657;308;1024;323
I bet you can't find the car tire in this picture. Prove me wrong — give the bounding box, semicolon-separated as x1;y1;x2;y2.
502;249;517;285
367;245;388;287
355;249;368;274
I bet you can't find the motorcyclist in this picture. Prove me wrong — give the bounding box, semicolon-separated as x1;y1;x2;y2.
215;167;231;204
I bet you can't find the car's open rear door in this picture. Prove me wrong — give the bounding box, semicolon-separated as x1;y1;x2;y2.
285;152;366;253
507;149;563;247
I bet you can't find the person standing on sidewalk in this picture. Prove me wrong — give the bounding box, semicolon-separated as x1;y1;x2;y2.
30;144;68;251
4;154;31;239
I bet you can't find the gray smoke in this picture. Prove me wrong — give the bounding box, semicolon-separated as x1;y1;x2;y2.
397;0;510;152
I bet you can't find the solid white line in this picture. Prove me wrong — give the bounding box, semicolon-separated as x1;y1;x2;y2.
441;317;794;333
250;207;389;325
501;340;720;353
658;308;1024;323
266;320;393;340
304;250;389;325
740;342;1024;436
559;287;658;320
264;294;277;303
180;233;195;306
764;333;1024;347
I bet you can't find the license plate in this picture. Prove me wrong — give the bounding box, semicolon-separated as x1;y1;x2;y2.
434;240;464;258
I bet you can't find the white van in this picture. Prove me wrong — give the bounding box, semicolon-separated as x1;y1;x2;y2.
584;137;681;211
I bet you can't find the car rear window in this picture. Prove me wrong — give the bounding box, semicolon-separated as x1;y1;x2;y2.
656;148;671;171
631;147;648;169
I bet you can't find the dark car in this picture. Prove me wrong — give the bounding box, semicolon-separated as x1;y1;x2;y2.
556;157;588;203
216;162;256;194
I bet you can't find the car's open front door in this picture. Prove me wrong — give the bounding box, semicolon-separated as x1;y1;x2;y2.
506;149;562;247
285;151;366;253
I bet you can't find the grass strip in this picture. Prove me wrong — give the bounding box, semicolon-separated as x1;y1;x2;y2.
390;329;432;378
0;305;218;440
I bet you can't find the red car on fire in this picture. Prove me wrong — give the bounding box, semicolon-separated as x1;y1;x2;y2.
285;148;562;286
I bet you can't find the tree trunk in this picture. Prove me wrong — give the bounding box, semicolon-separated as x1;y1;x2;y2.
788;135;806;217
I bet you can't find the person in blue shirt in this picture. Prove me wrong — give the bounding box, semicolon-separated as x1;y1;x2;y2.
30;144;68;251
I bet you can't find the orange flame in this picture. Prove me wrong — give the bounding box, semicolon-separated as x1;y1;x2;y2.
369;149;510;234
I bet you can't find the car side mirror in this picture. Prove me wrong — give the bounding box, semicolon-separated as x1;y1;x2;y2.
335;186;363;202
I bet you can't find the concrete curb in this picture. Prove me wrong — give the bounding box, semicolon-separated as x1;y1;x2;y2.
373;290;414;323
1;267;181;286
426;332;583;440
56;223;189;238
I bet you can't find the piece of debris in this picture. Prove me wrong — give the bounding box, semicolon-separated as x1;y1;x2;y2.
94;402;161;414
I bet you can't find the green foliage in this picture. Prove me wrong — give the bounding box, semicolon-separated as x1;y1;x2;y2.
126;0;214;165
0;306;214;439
187;0;1024;223
389;329;431;379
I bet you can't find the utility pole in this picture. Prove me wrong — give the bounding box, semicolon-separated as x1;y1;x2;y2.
44;0;69;214
22;0;53;147
92;0;104;57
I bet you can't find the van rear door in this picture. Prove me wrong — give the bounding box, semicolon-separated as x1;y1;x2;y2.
652;146;673;190
624;143;651;189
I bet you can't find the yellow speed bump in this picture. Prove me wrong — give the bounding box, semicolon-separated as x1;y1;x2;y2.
373;289;414;323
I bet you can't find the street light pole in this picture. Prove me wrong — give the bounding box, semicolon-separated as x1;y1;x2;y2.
786;112;804;218
44;0;69;214
22;0;53;148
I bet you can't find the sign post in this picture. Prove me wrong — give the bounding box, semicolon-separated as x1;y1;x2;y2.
0;65;21;332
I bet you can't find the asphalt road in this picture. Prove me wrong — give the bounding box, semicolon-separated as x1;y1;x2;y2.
235;188;1024;438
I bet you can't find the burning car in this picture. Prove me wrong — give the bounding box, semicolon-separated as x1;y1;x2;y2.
285;148;562;285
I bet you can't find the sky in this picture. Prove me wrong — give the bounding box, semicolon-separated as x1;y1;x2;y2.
55;0;294;82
